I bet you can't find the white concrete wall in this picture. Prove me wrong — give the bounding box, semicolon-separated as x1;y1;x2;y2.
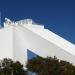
13;26;27;65
0;26;13;59
14;25;75;66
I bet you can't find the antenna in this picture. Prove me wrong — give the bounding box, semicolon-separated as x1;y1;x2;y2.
0;12;1;27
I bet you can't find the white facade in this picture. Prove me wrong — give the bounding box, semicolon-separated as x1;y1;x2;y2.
0;18;75;66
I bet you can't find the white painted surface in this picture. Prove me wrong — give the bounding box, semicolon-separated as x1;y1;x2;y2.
0;18;75;66
16;25;75;65
0;26;13;59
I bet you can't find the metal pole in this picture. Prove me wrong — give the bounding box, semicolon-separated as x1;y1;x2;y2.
0;12;1;27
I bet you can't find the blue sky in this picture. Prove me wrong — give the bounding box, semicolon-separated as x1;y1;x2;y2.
0;0;75;44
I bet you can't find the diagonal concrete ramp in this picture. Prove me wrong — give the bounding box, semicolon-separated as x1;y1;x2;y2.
14;24;75;66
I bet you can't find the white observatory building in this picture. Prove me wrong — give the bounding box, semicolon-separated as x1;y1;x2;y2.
0;18;75;66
